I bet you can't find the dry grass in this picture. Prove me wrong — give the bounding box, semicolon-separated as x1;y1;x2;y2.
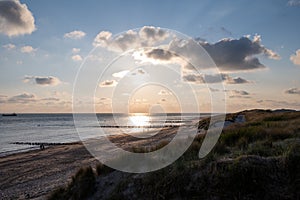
48;110;300;200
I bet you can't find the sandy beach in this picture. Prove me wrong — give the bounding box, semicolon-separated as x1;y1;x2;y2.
0;143;98;199
0;127;182;199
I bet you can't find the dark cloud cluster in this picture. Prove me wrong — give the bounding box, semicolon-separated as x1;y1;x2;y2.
226;76;251;84
230;90;250;96
0;0;35;36
182;73;251;84
99;80;117;87
199;36;280;72
24;76;61;86
285;87;300;95
146;48;175;61
142;35;279;73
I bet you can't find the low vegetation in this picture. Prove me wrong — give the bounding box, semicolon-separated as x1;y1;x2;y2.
48;166;96;200
48;110;300;200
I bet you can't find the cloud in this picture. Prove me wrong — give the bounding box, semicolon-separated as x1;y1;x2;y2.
182;74;215;84
93;26;169;52
182;73;251;84
257;99;300;108
225;76;251;84
288;0;300;6
0;95;8;103
64;30;86;39
198;35;280;72
139;26;169;42
146;48;175;61
229;90;250;96
99;80;118;87
93;31;112;47
100;97;110;101
137;69;145;74
285;87;300;95
290;49;300;66
3;43;15;50
41;97;60;101
20;45;36;53
107;29;138;51
0;0;35;37
226;90;251;98
158;90;171;95
133;33;279;73
131;68;146;76
0;93;68;107
72;55;83;61
182;74;204;84
209;87;220;92
94;27;279;75
7;92;36;103
23;76;61;86
133;48;181;65
168;35;280;72
112;70;130;78
209;88;251;97
72;48;80;53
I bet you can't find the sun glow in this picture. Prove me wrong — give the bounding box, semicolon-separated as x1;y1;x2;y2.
129;114;150;127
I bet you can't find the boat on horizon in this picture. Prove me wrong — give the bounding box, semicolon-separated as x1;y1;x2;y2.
2;113;17;117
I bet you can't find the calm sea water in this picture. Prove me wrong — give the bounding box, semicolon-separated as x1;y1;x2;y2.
0;113;205;156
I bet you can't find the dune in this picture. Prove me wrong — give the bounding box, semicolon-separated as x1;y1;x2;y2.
1;109;299;199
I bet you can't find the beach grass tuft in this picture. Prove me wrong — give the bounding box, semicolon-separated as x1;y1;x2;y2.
48;166;96;200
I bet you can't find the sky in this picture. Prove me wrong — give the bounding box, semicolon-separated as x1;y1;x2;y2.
0;0;300;113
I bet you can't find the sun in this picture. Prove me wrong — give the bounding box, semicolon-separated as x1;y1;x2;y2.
129;115;150;127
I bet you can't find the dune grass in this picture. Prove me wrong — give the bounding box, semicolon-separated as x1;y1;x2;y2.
48;110;300;200
48;166;96;200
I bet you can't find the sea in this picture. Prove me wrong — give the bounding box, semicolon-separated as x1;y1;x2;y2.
0;113;206;157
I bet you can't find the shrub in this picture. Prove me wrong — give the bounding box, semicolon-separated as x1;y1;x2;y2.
48;187;66;200
247;142;273;157
96;163;114;176
221;126;268;147
48;166;96;200
285;143;300;181
284;143;300;199
263;115;284;122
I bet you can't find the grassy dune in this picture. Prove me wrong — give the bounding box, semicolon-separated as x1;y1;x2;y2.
49;109;300;200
